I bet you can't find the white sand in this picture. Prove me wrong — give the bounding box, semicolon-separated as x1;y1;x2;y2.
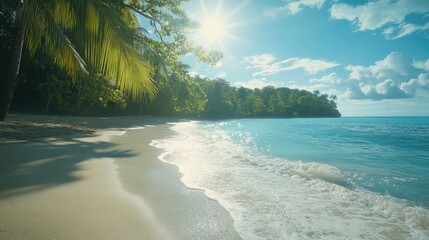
0;115;240;240
111;125;241;240
0;130;172;239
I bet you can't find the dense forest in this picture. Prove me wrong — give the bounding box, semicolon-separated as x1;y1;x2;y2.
144;76;341;118
8;51;341;118
1;1;340;120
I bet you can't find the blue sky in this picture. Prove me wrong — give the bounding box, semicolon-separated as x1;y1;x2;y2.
181;0;429;116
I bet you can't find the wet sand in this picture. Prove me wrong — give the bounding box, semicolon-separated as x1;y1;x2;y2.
0;114;240;239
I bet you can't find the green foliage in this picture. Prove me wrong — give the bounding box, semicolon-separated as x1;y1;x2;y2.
1;0;224;116
71;71;127;113
10;0;159;99
145;75;341;119
7;46;126;115
1;1;340;118
144;69;207;116
39;72;73;113
10;48;341;117
191;78;341;118
1;0;221;102
0;5;14;80
200;78;237;118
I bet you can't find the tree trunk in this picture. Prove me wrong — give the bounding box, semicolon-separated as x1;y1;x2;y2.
0;28;24;121
44;96;52;114
139;99;144;115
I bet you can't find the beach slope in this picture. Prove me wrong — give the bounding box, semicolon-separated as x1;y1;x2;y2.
0;115;240;240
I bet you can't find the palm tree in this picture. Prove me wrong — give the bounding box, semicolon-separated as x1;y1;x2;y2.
0;0;158;120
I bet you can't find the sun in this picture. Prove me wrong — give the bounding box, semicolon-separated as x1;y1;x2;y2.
192;0;247;51
199;17;226;44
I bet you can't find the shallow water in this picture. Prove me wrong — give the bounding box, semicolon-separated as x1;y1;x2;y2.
153;117;429;239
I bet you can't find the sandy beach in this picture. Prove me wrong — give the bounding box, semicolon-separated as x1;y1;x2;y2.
0;114;240;240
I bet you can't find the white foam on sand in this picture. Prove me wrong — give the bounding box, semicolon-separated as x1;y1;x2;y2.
127;126;145;130
113;124;241;240
154;121;429;240
83;129;175;239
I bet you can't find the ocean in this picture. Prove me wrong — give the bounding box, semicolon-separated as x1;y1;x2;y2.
153;117;429;239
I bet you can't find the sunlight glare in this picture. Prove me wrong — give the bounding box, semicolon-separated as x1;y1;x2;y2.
200;18;226;43
192;0;248;51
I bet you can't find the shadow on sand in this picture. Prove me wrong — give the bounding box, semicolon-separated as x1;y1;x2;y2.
0;138;137;199
0;114;188;199
0;114;182;144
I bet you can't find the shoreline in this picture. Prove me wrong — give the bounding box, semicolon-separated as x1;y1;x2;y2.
0;114;240;239
111;124;241;239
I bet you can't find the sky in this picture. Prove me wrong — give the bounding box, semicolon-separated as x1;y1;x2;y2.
179;0;429;116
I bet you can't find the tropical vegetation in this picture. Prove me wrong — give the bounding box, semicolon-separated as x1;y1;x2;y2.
0;0;341;120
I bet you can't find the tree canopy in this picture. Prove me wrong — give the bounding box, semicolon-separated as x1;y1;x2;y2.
0;0;221;120
0;0;341;119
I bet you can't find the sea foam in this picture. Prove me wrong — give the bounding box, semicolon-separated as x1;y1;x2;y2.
153;121;429;240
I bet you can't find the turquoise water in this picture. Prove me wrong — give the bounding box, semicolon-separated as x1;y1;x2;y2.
154;117;429;239
223;117;429;206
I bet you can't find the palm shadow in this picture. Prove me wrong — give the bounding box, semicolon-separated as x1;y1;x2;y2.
0;114;183;144
0;138;136;199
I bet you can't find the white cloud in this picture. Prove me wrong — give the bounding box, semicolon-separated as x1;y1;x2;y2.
371;52;413;78
189;71;207;79
385;22;429;40
245;54;339;76
217;72;227;78
234;78;279;89
344;52;429;100
244;54;276;69
213;61;223;68
400;73;429;95
413;59;429;71
346;79;412;100
346;65;371;80
310;72;342;85
330;0;429;39
265;0;326;16
346;52;414;82
189;71;198;77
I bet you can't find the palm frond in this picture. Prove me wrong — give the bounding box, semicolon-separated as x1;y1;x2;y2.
16;0;87;78
78;0;157;100
9;0;159;100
